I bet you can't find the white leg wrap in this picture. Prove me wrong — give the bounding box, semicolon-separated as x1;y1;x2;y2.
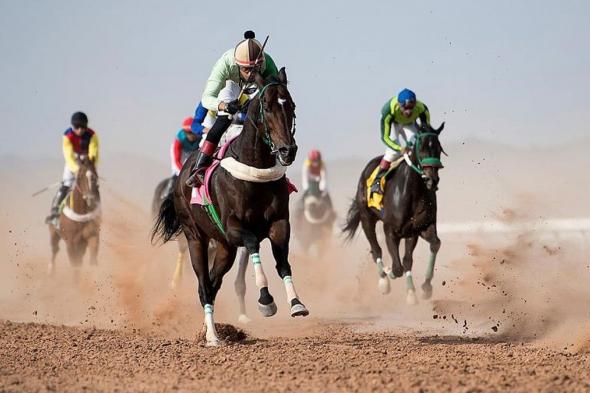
283;276;298;303
203;304;220;344
251;253;268;289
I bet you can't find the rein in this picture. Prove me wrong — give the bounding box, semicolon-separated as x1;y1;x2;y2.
248;82;296;153
405;132;443;176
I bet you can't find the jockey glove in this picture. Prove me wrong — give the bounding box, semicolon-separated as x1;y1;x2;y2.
225;99;241;115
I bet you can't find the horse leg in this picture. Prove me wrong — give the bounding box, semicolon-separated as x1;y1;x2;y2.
187;237;220;346
420;224;441;300
242;232;277;317
48;226;60;276
383;224;403;279
233;248;251;323
269;219;309;317
402;236;419;305
88;233;99;266
209;242;237;301
360;214;390;294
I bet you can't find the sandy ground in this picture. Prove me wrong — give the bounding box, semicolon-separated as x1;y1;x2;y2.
1;142;589;392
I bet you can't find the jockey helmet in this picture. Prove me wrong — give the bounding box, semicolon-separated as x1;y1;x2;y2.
71;111;88;128
182;116;194;132
234;30;264;67
308;149;322;162
397;89;416;107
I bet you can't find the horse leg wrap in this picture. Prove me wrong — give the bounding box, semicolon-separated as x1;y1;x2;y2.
405;271;416;291
283;276;298;304
203;304;219;345
251;253;268;288
425;252;437;282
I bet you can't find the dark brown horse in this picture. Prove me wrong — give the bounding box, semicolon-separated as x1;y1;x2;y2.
48;156;101;274
343;123;445;304
152;68;308;346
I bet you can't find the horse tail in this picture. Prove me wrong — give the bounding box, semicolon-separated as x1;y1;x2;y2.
342;198;361;241
151;193;182;244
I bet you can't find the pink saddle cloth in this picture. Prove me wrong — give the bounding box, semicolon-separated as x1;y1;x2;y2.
190;137;297;206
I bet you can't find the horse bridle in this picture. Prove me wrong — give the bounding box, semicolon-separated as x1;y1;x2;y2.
405;132;444;176
249;82;297;154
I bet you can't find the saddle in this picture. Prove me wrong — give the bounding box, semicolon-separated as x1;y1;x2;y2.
366;156;405;211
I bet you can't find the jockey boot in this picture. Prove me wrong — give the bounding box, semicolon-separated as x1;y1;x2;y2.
370;159;391;195
45;184;70;224
185;141;217;187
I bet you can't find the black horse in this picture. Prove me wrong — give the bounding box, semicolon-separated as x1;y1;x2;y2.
152;68;308;346
343;123;445;304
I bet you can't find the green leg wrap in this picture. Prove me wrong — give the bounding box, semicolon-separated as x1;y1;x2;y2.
425;252;437;282
405;271;415;291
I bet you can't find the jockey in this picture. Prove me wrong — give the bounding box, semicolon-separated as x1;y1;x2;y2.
45;112;99;223
371;88;431;194
185;30;279;187
302;149;327;195
165;114;206;197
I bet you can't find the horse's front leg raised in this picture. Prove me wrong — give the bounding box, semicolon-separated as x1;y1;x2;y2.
227;225;277;318
233;248;251;323
269;219;309;317
402;236;419;305
420;224;441;300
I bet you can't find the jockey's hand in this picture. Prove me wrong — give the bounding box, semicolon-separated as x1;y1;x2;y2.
225;99;241;115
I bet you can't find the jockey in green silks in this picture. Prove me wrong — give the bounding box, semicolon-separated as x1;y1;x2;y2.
371;88;431;194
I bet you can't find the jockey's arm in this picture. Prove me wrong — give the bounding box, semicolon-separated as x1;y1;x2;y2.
380;99;402;151
201;52;231;112
418;103;431;126
171;139;183;175
319;166;327;192
62;136;79;173
88;133;99;165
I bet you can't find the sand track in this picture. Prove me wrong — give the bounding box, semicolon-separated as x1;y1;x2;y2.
2;320;590;392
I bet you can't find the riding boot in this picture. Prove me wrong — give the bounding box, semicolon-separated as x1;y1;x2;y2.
45;184;70;224
185;141;217;187
370;159;391;195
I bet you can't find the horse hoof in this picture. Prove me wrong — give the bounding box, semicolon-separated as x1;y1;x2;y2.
258;301;277;317
406;289;418;305
238;314;251;324
378;277;391;295
205;339;222;347
290;301;309;317
421;282;433;300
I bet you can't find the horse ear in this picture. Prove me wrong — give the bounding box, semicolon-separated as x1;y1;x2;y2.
278;67;287;84
254;72;265;88
436;122;445;135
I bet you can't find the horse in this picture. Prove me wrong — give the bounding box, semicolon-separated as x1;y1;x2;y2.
152;68;309;346
293;181;336;256
48;156;101;274
343;123;445;304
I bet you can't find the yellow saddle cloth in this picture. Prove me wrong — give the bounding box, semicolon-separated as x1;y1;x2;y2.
366;156;405;210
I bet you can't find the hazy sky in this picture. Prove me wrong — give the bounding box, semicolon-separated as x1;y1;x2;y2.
1;0;589;162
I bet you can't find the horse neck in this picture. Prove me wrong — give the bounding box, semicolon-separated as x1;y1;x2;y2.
230;101;277;169
70;182;89;214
